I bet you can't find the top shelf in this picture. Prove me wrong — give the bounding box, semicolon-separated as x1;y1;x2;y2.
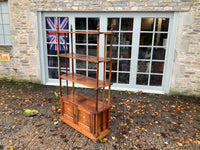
59;53;111;63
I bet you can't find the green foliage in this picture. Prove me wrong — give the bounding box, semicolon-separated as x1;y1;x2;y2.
24;109;39;117
55;92;60;102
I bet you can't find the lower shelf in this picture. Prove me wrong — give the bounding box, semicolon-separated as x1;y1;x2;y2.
60;115;110;141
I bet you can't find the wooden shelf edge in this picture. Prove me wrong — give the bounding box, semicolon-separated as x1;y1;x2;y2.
60;115;111;141
59;53;112;63
60;73;112;89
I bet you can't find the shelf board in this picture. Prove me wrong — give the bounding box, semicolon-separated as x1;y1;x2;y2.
61;91;110;112
59;53;111;63
60;73;111;88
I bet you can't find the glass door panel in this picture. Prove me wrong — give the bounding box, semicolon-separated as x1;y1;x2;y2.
136;17;169;86
75;17;99;78
45;17;69;79
106;17;134;84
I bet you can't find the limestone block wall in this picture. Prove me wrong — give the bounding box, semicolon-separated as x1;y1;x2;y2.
0;0;199;95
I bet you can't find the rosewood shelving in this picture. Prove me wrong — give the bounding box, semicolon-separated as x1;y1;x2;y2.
56;24;113;141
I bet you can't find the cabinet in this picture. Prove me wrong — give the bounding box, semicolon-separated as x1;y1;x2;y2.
56;24;113;141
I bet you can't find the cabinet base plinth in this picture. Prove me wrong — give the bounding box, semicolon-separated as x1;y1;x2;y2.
60;115;110;141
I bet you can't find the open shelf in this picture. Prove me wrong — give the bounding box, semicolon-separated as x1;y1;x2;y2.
61;91;110;112
59;53;111;63
60;73;111;88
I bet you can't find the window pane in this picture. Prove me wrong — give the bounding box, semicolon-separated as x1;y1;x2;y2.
137;61;150;73
121;18;133;31
140;33;153;45
136;74;149;85
88;46;97;56
0;15;2;24
119;60;130;71
136;74;148;85
119;73;129;84
76;45;86;55
150;75;163;86
120;33;132;45
76;70;86;76
156;18;169;31
138;47;151;59
119;47;131;58
2;2;9;13
107;46;118;58
107;33;119;44
58;17;69;30
88;18;99;30
151;62;164;73
107;18;119;31
154;33;168;46
76;34;86;43
88;71;96;78
3;25;10;34
75;18;86;30
48;56;58;67
141;18;154;31
153;48;165;60
111;60;118;71
88;34;97;44
76;60;86;69
106;72;117;83
0;35;4;45
61;57;69;68
4;35;11;45
0;25;3;34
2;14;9;24
46;17;56;30
47;44;57;55
48;68;58;79
88;62;96;69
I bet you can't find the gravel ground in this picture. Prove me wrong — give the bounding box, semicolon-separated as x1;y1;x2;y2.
0;80;200;150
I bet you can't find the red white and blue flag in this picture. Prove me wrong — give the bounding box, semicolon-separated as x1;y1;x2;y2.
46;17;68;51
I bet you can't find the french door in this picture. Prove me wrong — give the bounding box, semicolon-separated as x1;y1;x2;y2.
40;12;176;93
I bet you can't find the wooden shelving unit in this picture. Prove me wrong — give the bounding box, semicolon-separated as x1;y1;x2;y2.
56;24;113;141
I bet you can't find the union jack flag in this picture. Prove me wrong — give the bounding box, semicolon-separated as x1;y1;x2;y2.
46;17;69;51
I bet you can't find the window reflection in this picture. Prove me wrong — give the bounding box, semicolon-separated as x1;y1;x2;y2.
150;75;162;86
140;33;153;45
119;73;129;84
138;47;151;59
88;18;99;30
88;46;97;56
141;18;154;31
75;18;86;30
153;48;165;60
136;74;148;85
154;33;168;46
119;60;130;71
119;47;131;58
107;46;118;58
155;18;169;31
76;45;86;55
107;18;119;31
120;33;132;45
151;62;164;73
137;61;150;73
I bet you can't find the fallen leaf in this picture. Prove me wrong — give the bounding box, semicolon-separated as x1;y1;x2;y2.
177;142;183;146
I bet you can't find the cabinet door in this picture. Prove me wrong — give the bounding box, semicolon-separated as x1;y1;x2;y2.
77;107;91;132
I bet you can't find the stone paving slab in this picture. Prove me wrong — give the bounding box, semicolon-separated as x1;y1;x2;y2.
0;81;200;150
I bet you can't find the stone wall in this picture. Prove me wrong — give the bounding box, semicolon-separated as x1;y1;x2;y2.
0;0;199;95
